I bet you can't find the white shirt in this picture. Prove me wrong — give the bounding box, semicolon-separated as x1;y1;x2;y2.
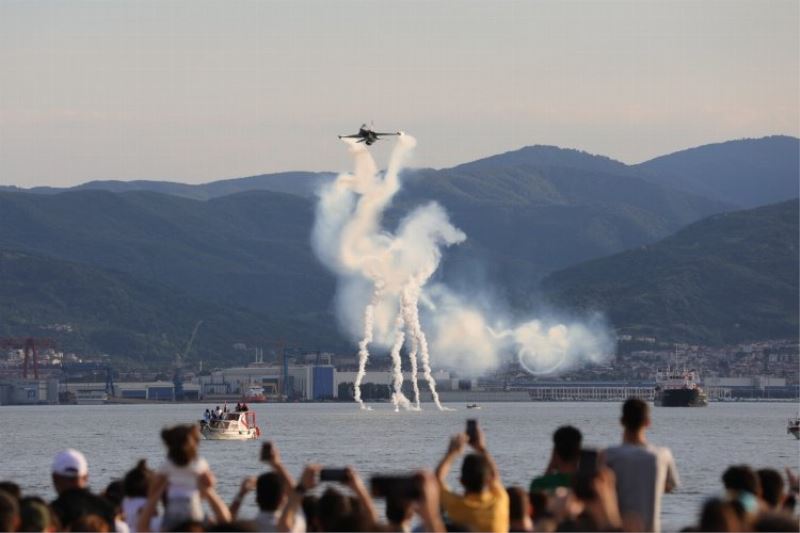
159;457;210;498
605;443;679;533
254;509;307;533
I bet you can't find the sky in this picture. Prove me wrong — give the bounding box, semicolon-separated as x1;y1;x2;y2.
0;0;798;187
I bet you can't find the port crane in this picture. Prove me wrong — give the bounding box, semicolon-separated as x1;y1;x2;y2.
173;320;203;401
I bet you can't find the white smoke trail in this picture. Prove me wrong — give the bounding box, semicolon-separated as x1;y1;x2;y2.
312;134;613;410
353;278;384;410
388;308;411;411
402;288;422;409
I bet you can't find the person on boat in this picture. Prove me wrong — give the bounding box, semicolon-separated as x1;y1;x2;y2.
204;409;211;423
223;402;228;414
235;402;242;412
241;402;249;412
215;405;222;418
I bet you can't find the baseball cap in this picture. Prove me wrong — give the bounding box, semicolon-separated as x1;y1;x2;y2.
51;449;88;477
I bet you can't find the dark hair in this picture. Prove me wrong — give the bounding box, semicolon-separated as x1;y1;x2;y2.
69;513;110;533
255;472;285;512
317;488;357;532
722;465;760;495
0;490;19;533
102;480;124;510
19;496;55;533
160;425;200;467
529;490;549;521
553;426;582;463
698;498;740;532
506;486;529;522
756;468;784;508
385;495;412;525
301;495;319;532
123;459;153;498
621;397;650;431
460;454;491;494
0;483;20;501
753;511;800;532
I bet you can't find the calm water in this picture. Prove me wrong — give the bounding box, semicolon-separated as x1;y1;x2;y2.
1;402;798;531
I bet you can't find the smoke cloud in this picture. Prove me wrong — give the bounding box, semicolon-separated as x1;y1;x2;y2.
312;136;613;409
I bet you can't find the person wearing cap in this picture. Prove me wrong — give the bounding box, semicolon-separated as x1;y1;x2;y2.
50;449;116;531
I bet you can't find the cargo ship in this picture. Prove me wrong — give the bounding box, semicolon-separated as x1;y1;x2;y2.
654;368;708;407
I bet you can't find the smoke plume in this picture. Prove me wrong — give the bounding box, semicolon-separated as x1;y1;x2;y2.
312;136;613;409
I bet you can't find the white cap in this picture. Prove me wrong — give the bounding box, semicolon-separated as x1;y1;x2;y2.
51;449;88;477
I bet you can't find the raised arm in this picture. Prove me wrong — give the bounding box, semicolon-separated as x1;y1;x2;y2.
279;465;320;533
470;426;501;487
436;433;467;486
137;474;167;533
229;476;256;519
198;470;232;525
345;466;379;530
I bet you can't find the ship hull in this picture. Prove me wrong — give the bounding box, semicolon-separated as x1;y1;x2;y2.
654;388;708;407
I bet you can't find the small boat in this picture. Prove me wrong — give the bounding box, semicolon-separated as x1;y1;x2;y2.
466;403;481;410
200;411;261;440
788;417;800;440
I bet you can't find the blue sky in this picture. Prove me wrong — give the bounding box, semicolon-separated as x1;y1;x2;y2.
1;0;797;186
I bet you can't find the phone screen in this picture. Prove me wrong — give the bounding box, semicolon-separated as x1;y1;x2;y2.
466;419;478;443
320;468;348;483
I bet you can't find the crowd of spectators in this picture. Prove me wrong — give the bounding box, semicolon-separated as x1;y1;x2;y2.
0;398;797;532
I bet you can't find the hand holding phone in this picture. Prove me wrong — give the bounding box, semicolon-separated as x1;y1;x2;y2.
466;419;479;446
370;475;422;500
319;468;349;483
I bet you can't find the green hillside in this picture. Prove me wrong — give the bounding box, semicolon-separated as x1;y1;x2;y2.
542;200;800;344
0;249;346;367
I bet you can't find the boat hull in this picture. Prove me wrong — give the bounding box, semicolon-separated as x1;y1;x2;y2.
200;425;259;440
654;388;708;407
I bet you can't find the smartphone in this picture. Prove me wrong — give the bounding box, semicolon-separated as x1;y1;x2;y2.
260;442;274;462
370;475;421;500
578;449;598;476
466;419;478;444
319;468;348;483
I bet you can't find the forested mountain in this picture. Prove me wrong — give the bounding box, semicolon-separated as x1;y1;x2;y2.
542;200;799;344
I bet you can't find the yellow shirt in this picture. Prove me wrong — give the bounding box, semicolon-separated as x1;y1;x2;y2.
441;481;509;533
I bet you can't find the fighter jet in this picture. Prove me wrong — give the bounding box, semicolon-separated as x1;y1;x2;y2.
338;123;402;145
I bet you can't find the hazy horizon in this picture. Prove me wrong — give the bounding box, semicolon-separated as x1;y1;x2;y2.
1;0;798;187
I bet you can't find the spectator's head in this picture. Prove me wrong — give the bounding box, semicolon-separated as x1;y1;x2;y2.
722;465;760;496
552;426;582;470
102;480;124;510
756;468;784;509
0;484;20;502
0;490;20;533
621;398;650;432
753;511;800;532
460;454;491;494
317;487;353;532
70;513;110;532
507;486;533;531
385;495;413;528
51;449;89;494
255;472;286;512
160;424;200;467
528;490;550;521
698;498;740;532
19;497;55;533
123;459;153;499
301;495;320;532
